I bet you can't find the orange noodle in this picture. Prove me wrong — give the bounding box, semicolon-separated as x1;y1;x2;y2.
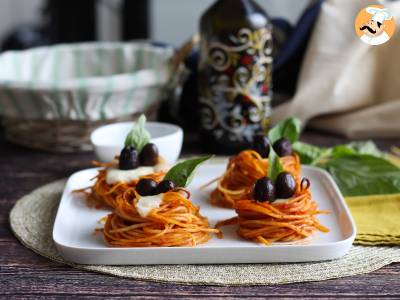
216;178;329;245
210;150;301;208
76;158;166;209
103;189;219;247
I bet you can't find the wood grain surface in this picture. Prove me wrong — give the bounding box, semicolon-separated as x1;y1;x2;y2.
1;130;399;299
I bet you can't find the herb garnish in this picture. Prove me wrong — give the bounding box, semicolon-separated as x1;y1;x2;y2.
124;115;151;152
164;155;214;187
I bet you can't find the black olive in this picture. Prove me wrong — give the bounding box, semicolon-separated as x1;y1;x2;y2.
275;172;296;199
136;178;158;196
156;180;176;194
119;146;139;170
272;138;292;157
253;177;275;202
251;134;270;158
139;143;159;166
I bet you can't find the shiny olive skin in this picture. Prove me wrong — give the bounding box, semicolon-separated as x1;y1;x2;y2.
119;146;139;170
251;134;270;158
275;172;296;199
156;180;176;194
253;177;275;202
136;178;158;196
272;138;293;157
139;143;159;166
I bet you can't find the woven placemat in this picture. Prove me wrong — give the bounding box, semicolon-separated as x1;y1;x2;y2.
9;179;400;285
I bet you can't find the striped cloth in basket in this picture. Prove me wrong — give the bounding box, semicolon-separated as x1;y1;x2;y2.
0;42;175;121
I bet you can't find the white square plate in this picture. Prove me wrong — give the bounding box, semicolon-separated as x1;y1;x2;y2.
53;163;356;265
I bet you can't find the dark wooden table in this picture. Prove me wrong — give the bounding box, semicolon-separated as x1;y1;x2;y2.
1;131;399;298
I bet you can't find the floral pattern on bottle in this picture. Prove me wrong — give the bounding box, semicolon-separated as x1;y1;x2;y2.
199;27;272;144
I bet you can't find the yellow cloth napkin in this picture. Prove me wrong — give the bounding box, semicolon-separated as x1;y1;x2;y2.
346;194;400;246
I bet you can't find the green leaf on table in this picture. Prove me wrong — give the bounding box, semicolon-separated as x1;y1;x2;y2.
266;118;399;196
293;140;383;165
268;149;284;182
323;154;400;197
340;141;383;157
164;155;214;187
124;115;151;152
268;118;301;144
292;141;329;165
329;141;382;160
292;140;400;196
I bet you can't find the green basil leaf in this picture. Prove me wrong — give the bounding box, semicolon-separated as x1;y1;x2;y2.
292;141;328;165
323;154;400;197
328;141;382;160
164;155;214;187
342;141;382;157
330;145;358;158
268;118;301;144
293;140;383;166
293;139;399;196
124;115;151;152
268;148;284;182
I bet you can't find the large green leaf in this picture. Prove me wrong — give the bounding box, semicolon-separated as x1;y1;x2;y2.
334;141;383;157
323;155;400;197
164;155;214;187
292;138;400;196
293;140;384;165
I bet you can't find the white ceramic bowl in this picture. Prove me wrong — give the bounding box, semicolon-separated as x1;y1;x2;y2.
91;122;183;164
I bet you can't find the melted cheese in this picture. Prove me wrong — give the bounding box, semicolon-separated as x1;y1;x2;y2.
272;198;290;204
105;167;155;185
153;160;169;173
105;158;170;185
135;194;164;217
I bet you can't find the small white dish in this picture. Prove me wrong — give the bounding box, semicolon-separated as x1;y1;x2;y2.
91;121;183;164
53;163;356;265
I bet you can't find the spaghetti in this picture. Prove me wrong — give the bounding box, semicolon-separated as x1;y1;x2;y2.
103;189;219;247
210;150;301;208
216;179;329;245
77;159;166;209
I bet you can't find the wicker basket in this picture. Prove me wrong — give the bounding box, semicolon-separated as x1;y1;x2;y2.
0;42;176;152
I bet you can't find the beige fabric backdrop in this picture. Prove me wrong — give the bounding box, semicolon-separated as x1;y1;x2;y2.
273;0;400;138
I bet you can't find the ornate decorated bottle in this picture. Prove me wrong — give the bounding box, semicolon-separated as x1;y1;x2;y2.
198;0;272;154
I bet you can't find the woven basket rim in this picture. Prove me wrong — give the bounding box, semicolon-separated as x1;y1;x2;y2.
0;41;175;57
